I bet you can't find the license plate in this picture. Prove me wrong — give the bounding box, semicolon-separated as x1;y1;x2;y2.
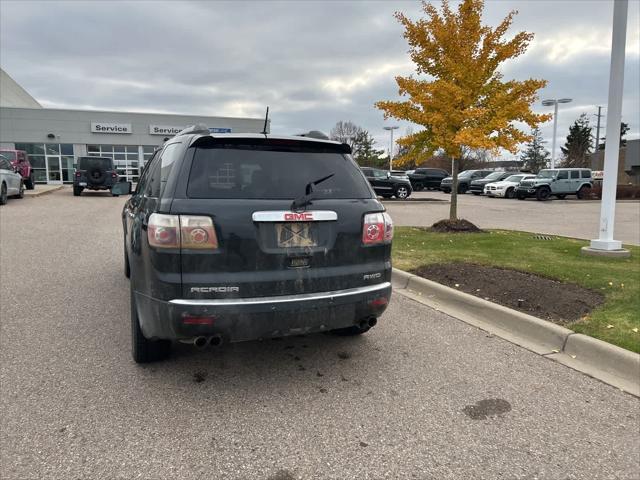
276;223;317;247
79;182;87;186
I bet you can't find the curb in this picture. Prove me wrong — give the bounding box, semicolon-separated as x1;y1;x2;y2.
392;268;640;397
24;185;63;197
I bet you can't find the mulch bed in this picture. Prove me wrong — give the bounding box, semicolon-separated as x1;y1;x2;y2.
411;263;604;324
429;219;483;233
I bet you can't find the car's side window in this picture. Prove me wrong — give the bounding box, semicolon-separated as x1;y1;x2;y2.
557;171;568;180
570;171;580;179
0;158;8;170
581;170;591;179
135;153;156;195
146;155;163;198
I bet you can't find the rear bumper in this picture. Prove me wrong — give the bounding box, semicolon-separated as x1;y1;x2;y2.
135;282;392;342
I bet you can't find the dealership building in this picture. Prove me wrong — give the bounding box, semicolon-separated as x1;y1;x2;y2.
0;69;268;185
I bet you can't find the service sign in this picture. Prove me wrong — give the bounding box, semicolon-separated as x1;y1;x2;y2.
149;125;184;136
91;122;132;134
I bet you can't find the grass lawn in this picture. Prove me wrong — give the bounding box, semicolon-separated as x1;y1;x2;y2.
392;227;640;353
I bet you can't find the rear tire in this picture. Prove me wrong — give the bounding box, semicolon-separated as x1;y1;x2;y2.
131;288;171;363
0;183;7;205
17;181;24;199
442;189;451;194
73;186;82;196
458;184;468;194
577;185;591;200
505;187;515;199
516;192;526;200
124;245;130;279
536;186;551;201
25;174;34;190
471;191;480;195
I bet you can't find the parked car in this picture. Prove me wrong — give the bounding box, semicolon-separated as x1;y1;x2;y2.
0;149;34;189
123;126;392;363
361;167;412;199
515;168;593;201
73;156;119;196
440;169;494;194
468;171;512;195
0;154;24;205
390;170;409;180
408;167;449;191
484;173;537;198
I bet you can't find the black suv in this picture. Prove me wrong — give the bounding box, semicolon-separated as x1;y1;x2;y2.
408;168;449;191
468;171;512;195
74;156;119;196
361;167;412;199
122;126;393;363
440;169;494;194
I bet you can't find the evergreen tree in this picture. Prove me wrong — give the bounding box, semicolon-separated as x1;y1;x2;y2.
560;113;593;168
353;130;386;168
599;122;630;150
520;128;550;172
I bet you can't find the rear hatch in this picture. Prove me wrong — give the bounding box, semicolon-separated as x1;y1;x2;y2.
77;157;116;186
170;138;390;299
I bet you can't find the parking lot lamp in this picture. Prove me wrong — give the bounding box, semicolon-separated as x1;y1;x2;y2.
384;126;399;172
586;0;629;255
542;98;572;169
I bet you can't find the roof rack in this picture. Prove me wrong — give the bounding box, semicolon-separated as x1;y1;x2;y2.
175;124;210;136
297;130;330;140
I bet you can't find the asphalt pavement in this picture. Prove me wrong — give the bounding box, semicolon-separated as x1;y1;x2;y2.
1;189;639;479
384;191;640;245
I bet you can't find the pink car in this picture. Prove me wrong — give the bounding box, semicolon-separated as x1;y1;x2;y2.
0;149;34;190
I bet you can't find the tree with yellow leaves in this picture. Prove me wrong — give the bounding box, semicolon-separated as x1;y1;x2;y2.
376;0;550;221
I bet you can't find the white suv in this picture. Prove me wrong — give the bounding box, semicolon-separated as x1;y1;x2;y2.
484;173;536;199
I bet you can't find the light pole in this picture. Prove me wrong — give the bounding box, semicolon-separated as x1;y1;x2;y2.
542;98;572;168
584;0;629;256
383;126;399;172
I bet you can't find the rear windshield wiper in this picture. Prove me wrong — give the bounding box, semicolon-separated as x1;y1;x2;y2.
290;173;334;211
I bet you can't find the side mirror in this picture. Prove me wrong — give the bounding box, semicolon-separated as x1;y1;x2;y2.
111;181;132;196
386;171;391;179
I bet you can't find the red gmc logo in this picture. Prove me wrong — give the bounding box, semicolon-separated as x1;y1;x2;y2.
284;212;313;221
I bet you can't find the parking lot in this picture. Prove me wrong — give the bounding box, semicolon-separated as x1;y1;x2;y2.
384;191;640;245
1;189;639;479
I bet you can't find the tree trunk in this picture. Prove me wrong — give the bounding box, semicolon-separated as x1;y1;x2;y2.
449;157;458;220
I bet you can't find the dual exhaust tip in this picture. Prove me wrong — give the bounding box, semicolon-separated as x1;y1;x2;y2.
192;335;223;349
359;317;377;330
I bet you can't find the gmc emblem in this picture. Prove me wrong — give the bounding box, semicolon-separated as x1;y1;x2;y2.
284;212;313;221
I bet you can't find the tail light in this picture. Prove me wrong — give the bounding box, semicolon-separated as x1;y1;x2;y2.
362;212;393;245
181;314;216;326
111;172;117;178
148;214;218;250
180;216;218;249
148;213;180;248
75;171;81;177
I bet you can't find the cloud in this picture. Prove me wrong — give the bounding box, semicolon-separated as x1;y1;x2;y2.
1;0;638;159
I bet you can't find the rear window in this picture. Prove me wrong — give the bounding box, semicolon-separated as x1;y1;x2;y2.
187;147;372;199
79;157;112;170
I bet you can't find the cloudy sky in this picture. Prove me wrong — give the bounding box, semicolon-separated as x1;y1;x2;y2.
1;0;639;159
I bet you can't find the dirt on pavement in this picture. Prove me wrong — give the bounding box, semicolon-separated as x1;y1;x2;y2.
411;263;604;324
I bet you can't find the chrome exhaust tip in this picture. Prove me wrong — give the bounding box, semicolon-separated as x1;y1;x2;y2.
193;336;208;348
209;335;223;347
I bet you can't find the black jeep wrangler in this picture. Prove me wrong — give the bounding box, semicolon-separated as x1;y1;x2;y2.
122;126;393;363
74;156;119;196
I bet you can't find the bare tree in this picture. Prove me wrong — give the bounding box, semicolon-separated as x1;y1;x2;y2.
329;121;364;155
